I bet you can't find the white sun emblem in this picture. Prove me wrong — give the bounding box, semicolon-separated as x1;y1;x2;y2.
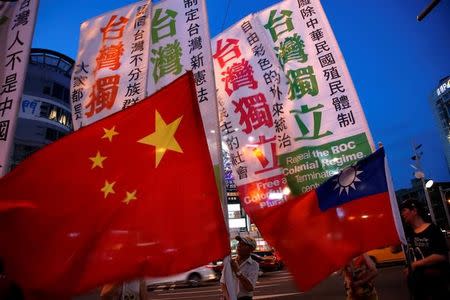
334;166;363;195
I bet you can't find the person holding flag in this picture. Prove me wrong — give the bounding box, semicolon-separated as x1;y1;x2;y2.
221;236;259;300
342;253;378;300
400;199;450;299
0;73;230;298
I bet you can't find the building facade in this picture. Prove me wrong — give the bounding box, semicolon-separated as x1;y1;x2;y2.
11;48;74;169
429;75;450;173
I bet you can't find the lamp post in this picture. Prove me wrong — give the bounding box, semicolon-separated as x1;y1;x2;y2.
411;143;437;224
438;186;450;228
417;0;441;21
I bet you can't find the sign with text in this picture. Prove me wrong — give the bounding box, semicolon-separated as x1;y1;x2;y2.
212;15;289;213
71;1;151;129
146;0;222;169
0;0;39;176
257;0;374;195
214;0;375;213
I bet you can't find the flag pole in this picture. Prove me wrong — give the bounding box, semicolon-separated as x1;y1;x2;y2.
202;1;236;299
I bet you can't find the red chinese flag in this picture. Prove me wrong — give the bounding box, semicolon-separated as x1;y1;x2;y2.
0;73;229;296
252;149;402;291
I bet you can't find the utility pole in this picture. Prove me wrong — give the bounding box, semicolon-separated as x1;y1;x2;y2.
417;0;441;21
411;143;437;223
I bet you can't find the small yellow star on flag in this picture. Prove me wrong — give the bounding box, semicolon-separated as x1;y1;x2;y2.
89;151;107;169
138;110;183;167
102;126;119;142
101;180;116;198
123;190;137;205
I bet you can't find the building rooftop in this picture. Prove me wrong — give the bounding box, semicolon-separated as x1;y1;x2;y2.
29;48;74;78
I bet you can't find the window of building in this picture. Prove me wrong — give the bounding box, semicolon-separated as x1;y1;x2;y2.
63;87;70;103
43;86;51;95
45;128;58;141
48;107;58;121
38;101;72;129
45;128;66;141
40;102;50;118
52;82;64;100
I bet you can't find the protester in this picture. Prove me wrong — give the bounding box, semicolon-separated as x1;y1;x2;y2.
221;236;259;300
100;280;149;300
400;199;450;299
342;253;378;300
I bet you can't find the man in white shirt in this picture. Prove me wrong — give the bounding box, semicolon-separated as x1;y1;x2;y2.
221;236;259;300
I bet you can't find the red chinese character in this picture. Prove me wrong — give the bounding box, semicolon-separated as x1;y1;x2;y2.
95;43;124;71
232;93;273;134
85;75;120;117
251;135;279;175
101;15;129;41
213;38;241;68
222;59;258;96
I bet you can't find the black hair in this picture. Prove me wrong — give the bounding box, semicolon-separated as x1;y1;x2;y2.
400;198;427;220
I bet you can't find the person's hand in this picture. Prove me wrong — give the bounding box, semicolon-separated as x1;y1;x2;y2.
403;267;409;277
411;261;420;271
230;259;239;274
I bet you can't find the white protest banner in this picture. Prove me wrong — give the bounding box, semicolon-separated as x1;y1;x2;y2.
256;0;375;195
0;0;39;177
146;0;223;171
71;1;151;129
212;14;290;213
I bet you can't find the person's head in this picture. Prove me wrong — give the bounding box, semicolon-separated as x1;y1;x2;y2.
400;199;426;225
235;236;256;258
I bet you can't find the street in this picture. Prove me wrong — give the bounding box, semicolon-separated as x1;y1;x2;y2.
75;266;410;299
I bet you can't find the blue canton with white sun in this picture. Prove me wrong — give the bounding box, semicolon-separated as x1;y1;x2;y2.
316;148;388;212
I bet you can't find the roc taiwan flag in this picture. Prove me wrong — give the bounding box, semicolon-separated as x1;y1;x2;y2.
0;73;229;297
253;148;404;291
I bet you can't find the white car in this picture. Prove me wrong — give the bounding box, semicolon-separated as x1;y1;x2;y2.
146;265;217;288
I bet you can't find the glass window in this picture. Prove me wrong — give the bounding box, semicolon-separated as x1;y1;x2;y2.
45;128;58;141
229;218;246;229
43;86;51;95
63;88;70;103
59;113;67;126
44;55;59;67
48;107;58;121
40;102;50;118
52;82;64;99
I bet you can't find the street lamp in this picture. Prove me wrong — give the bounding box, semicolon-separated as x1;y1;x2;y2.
411;143;437;224
417;0;441;21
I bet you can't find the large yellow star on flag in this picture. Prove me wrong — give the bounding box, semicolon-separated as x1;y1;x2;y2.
101;180;116;198
102;126;119;142
138;110;183;167
89;151;107;169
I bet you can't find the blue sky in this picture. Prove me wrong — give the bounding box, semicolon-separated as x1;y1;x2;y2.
31;0;450;190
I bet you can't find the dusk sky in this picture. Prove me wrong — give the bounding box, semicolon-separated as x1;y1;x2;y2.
31;0;450;190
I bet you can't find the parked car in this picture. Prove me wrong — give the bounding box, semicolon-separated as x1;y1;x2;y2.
209;260;224;277
251;250;284;272
366;246;405;266
146;265;217;289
